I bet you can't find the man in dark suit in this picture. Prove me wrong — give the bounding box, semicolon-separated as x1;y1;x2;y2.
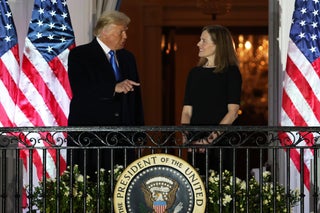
67;11;144;179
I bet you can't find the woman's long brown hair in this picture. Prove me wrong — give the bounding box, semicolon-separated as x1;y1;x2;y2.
198;25;239;73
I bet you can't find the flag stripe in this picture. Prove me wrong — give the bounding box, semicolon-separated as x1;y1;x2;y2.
279;130;311;191
21;52;66;126
16;69;46;126
286;58;320;121
0;80;15;125
282;71;319;125
1;44;20;78
288;142;310;190
286;41;320;122
0;102;12;126
0;0;20;127
281;89;306;126
0;49;20;126
23;38;71;123
282;53;315;192
280;0;319;210
12;0;75;209
52;44;75;99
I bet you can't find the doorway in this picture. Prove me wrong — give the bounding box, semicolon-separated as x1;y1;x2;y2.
161;26;269;126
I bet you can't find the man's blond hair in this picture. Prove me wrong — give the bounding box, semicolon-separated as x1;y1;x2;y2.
93;11;130;36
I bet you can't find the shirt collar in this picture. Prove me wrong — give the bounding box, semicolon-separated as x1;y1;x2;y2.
96;37;112;55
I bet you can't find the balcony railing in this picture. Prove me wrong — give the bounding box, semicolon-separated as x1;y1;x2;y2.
0;126;319;213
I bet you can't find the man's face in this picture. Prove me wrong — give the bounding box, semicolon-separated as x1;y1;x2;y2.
101;23;128;50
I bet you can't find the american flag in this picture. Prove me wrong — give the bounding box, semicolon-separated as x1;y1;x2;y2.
13;0;75;209
280;0;320;211
0;0;20;127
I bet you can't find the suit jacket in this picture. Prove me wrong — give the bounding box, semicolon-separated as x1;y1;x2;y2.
67;38;144;126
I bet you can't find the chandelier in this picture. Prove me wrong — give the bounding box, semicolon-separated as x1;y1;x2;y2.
196;0;232;19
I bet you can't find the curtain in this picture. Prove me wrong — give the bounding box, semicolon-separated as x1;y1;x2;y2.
8;0;34;58
94;0;122;23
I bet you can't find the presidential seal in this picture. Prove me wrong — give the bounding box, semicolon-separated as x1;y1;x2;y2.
114;153;206;213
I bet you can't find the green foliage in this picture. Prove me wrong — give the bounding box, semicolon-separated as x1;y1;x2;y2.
207;170;300;213
28;166;300;213
27;164;123;213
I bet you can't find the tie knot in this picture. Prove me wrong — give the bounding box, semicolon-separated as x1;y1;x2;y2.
109;50;115;56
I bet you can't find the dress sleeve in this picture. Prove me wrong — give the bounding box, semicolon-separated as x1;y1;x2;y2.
227;66;242;104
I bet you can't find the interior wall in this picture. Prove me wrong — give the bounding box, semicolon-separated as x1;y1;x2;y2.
120;0;269;125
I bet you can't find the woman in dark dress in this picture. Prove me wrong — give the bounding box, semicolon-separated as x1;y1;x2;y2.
181;25;242;172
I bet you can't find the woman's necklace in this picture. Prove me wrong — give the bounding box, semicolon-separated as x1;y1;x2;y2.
204;62;215;68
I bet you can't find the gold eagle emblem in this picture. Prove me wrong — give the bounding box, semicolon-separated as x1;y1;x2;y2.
141;176;179;213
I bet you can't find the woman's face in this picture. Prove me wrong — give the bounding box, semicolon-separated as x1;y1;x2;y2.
197;30;216;58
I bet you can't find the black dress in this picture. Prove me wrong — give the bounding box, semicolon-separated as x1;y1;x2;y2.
183;65;242;172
